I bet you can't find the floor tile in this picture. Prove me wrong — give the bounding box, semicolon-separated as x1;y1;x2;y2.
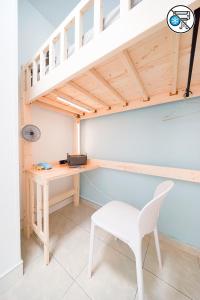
62;282;91;300
1;256;73;300
59;202;96;227
77;244;137;300
4;204;199;300
135;269;190;300
49;211;77;235
144;238;200;300
53;225;104;279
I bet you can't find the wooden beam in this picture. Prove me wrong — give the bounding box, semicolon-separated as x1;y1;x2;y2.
34;101;76;117
88;68;127;104
73;118;81;154
80;85;200;119
120;50;149;101
90;158;200;184
73;118;80;207
21;66;33;238
52;89;95;111
68;81;109;108
170;33;180;95
40;95;82;115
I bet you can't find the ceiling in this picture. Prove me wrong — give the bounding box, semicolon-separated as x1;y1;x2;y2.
28;0;80;26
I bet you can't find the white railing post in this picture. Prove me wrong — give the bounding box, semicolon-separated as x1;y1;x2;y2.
60;28;67;63
120;0;130;17
75;11;82;51
49;40;55;71
94;0;103;37
40;51;45;79
32;60;37;86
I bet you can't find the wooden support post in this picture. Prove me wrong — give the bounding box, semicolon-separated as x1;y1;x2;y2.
73;118;80;154
25;173;30;238
60;28;67;63
94;0;103;36
73;175;80;207
75;11;82;51
120;0;130;17
36;183;42;232
30;178;35;231
43;183;49;265
73;118;80;206
21;67;33;238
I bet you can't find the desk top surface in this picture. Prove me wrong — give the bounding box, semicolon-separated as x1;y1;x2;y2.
27;163;99;183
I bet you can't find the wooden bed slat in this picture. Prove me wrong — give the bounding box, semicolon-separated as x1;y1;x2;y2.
170;33;180;95
88;68;127;105
68;81;110;108
120;50;150;101
35;101;77;117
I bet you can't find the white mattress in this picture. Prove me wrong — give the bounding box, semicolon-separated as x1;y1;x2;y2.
82;28;93;45
67;44;75;57
103;5;120;29
62;2;143;59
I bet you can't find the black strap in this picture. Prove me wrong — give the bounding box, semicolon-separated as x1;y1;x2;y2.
184;8;200;98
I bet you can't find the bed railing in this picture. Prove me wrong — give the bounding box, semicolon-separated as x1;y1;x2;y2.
24;0;142;92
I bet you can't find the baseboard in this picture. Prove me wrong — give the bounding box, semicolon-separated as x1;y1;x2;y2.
0;260;23;295
80;196;200;257
81;196;101;209
158;233;200;257
49;196;73;214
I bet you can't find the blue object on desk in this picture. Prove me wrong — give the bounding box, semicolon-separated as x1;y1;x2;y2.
37;162;52;170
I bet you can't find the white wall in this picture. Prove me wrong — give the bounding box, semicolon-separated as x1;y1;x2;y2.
31;105;74;198
0;0;22;291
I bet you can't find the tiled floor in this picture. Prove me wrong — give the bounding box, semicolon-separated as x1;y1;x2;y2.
1;201;200;300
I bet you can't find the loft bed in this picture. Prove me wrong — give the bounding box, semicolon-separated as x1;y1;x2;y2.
23;0;200;120
21;0;200;264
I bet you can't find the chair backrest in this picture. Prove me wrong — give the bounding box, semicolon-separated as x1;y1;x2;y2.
137;180;174;238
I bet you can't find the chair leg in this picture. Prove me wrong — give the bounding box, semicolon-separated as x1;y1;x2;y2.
154;227;162;269
88;221;95;278
132;241;144;300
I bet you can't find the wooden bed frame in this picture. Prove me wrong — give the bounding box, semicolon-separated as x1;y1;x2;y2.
21;0;200;263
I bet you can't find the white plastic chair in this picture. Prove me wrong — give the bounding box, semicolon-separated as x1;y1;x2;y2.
88;180;174;300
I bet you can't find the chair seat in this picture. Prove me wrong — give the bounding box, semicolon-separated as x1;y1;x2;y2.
92;201;140;243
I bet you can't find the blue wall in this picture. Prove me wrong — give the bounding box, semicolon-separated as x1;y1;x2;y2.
19;0;54;65
80;98;200;248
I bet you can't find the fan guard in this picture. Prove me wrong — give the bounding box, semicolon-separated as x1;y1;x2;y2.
21;124;41;142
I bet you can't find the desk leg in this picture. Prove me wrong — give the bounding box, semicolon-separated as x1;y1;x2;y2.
24;173;31;239
43;183;50;265
73;174;80;206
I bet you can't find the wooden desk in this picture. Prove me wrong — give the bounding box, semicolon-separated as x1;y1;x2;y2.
26;163;99;264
